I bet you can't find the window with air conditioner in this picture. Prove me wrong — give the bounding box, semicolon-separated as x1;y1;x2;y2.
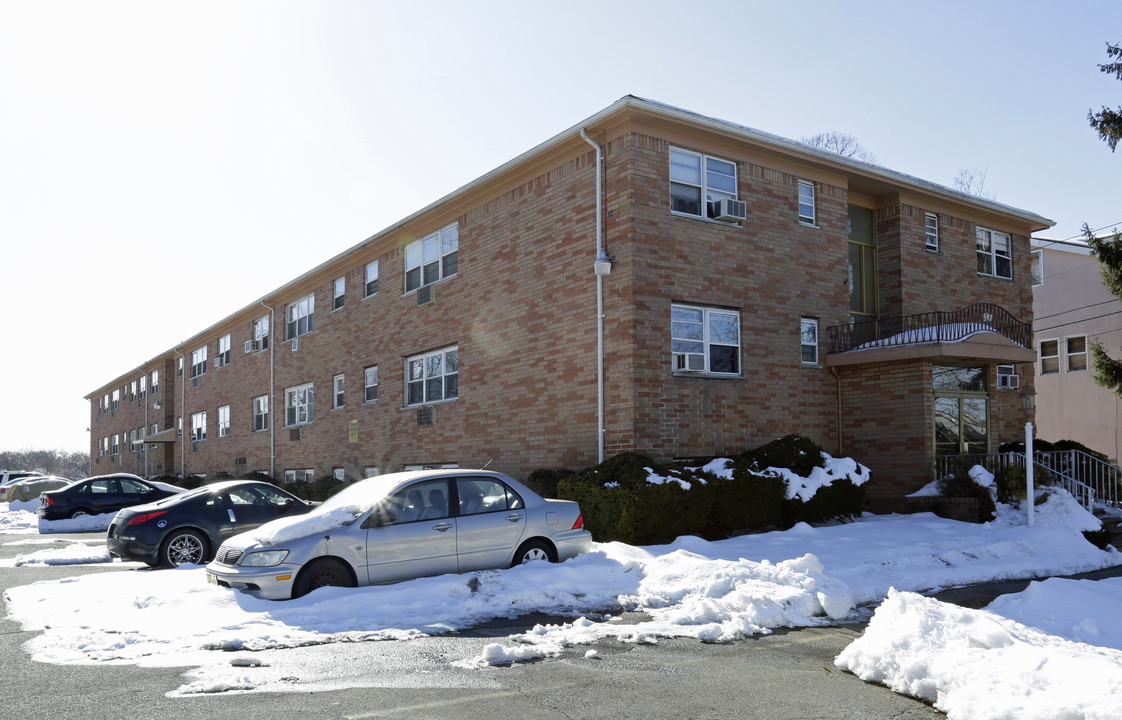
671;304;741;375
669;147;738;220
996;365;1018;390
405;224;458;292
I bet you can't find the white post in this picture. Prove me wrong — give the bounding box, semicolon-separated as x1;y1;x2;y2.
1025;421;1035;527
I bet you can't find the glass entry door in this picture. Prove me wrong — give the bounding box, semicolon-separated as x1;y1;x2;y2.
933;365;989;455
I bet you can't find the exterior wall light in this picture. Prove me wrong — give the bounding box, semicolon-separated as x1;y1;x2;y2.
594;249;613;276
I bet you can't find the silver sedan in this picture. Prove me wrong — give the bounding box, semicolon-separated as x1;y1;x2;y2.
205;469;593;600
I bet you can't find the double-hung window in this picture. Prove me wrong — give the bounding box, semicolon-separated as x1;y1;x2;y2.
333;374;345;409
111;389;120;410
669;147;736;218
151;370;159;395
253;315;270;350
406;346;458;406
365;260;379;297
190;411;207;442
977;227;1012;279
138;375;146;400
671;304;741;375
797;180;816;225
286;293;315;340
333;276;345;310
800;318;819;365
252;395;269;432
405;223;458;292
364;365;378;402
1031;250;1043;286
190;346;207;378
111;434;119;455
1039;339;1060;375
925;213;939;252
217;405;230;437
217;334;231;367
1066;336;1088;372
285;382;314;426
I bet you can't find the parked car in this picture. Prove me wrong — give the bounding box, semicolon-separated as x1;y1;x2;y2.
206;469;592;600
4;476;69;503
0;471;45;497
107;480;319;567
37;474;185;520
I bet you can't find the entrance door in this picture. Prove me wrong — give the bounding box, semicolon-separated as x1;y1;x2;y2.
848;206;878;325
933;365;989;455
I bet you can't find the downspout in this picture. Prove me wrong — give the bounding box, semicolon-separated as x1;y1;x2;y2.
261;300;276;478
141;368;148;478
173;347;185;478
830;367;844;455
580;128;610;464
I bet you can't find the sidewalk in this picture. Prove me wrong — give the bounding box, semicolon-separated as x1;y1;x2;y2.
930;562;1122;609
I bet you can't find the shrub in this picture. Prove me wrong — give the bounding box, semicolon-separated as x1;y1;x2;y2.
525;468;574;498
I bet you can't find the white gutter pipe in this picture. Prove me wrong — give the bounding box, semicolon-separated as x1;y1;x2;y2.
261;301;276;479
580;128;610;464
173;347;185;478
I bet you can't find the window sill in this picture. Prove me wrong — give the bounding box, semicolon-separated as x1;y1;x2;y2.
798;220;820;229
402;274;457;298
801;363;823;369
363;292;378;301
402;397;459;410
672;371;744;380
977;273;1014;282
363;399;379;406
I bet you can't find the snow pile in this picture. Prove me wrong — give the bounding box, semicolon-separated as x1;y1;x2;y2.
243;474;400;544
766;453;870;501
9;542;111;566
0;503;39;533
835;589;1122;720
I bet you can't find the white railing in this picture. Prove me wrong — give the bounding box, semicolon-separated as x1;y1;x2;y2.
932;451;1115;511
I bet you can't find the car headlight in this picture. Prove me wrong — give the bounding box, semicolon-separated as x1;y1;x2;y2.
239;550;290;567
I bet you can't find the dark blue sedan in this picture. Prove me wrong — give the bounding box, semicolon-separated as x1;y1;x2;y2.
107;480;318;567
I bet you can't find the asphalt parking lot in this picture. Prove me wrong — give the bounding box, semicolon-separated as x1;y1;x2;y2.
13;529;1112;720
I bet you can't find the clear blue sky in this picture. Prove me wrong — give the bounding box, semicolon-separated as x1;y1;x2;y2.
2;0;1120;455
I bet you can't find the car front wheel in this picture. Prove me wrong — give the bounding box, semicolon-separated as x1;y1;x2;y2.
292;558;354;598
513;539;557;566
160;529;208;568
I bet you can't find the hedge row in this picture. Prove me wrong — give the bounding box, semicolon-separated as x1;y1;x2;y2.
533;435;867;546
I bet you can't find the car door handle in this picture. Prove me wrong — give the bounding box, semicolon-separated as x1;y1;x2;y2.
506;514;523;523
432;522;453;532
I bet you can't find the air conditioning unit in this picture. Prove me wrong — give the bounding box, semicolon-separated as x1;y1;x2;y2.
673;198;701;215
245;339;259;353
709;198;747;222
674;353;705;372
291;337;299;351
999;374;1019;390
214;356;224;368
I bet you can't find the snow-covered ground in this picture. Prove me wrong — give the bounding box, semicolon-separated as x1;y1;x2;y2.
2;491;1121;717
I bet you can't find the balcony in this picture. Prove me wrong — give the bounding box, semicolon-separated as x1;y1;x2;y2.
826;303;1032;360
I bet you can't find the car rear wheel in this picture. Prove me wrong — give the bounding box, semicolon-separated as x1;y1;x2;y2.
69;508;91;519
513;539;557;566
160;529;208;568
292;558;354;598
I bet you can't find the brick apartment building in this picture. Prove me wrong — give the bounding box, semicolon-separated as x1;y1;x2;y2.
86;96;1053;511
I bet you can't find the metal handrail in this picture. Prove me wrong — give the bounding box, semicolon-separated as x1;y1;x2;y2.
931;451;1103;511
827;303;1031;354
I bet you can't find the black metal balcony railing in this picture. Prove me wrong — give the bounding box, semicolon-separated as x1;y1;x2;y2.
826;303;1032;355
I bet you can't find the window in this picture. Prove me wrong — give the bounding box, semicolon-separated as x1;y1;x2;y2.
151;370;159;395
333;276;345;310
190;346;207;378
101;437;108;457
129;429;137;452
177;416;183;438
253;315;270;350
285;382;314;426
1066;335;1088;372
252;395;269;432
149;423;158;449
111;389;120;411
364;365;378;402
129;381;136;402
671;304;741;375
456;477;524;516
111;434;119;455
977;227;1012;279
217;404;230;437
405;223;458;292
177;357;184;377
333;467;345;481
1039;339;1060;375
925;213;939;252
284;469;314;484
997;365;1018;390
190;411;207;442
933;365;989;455
364;466;379;478
286;293;315;340
333;374;345;409
1031;250;1043;286
797;180;816;225
800;318;819;365
668;147;737;218
365;260;379;297
138;375;146;400
406;347;458;406
216;334;231;367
